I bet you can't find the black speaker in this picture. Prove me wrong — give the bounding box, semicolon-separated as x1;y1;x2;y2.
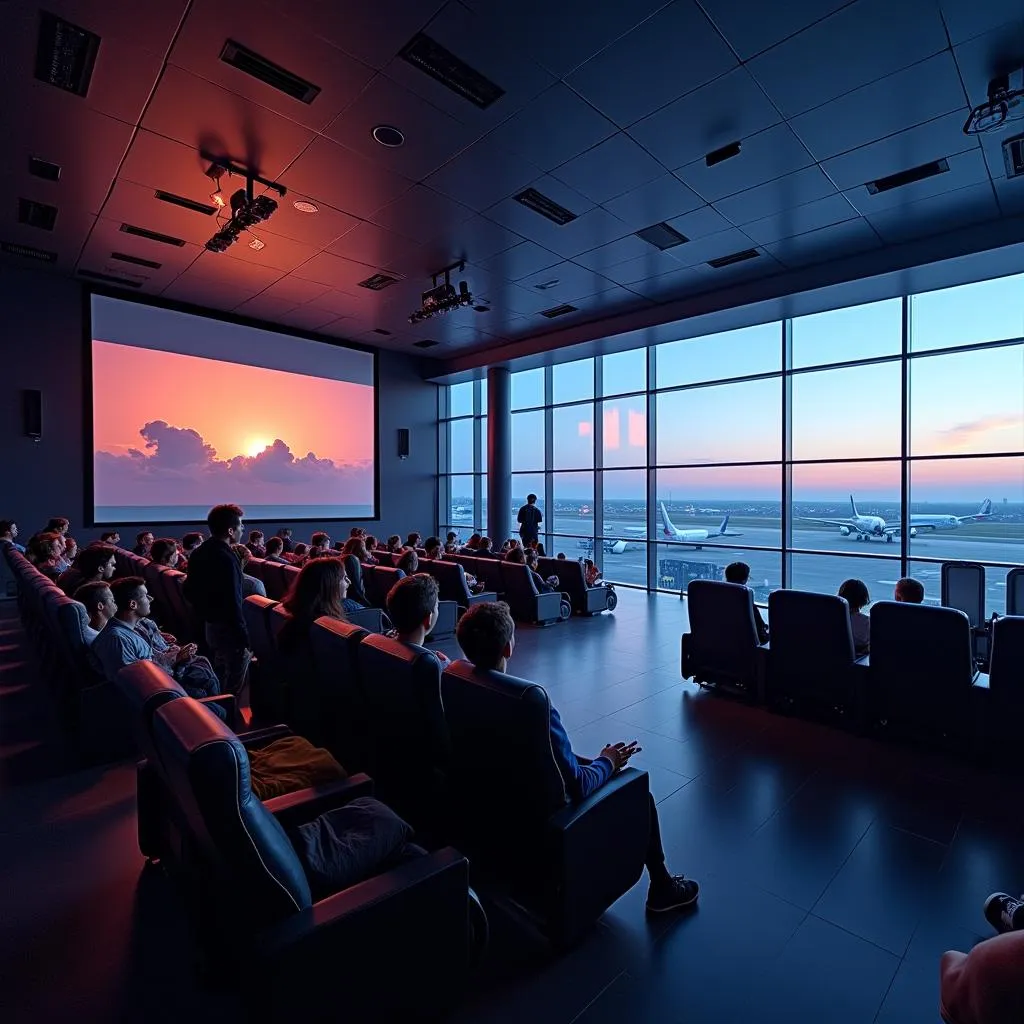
22;389;42;440
397;427;410;460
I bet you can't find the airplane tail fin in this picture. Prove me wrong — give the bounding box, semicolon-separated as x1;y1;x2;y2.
850;494;860;517
978;498;993;517
716;514;730;535
659;502;677;537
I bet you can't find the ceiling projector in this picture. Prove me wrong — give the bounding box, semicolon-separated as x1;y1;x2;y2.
409;261;475;324
204;161;286;253
963;70;1024;135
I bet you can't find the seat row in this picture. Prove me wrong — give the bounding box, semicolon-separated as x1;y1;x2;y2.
682;579;1024;754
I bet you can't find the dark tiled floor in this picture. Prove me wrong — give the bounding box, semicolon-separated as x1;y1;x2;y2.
1;592;1019;1023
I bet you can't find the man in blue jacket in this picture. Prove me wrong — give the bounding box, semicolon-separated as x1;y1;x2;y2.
454;601;698;914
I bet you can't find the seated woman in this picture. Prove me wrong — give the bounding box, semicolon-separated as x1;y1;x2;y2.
289;542;309;563
397;548;419;575
340;537;372;606
838;578;871;656
363;534;379;562
232;544;267;599
386;535;403;554
583;558;602;587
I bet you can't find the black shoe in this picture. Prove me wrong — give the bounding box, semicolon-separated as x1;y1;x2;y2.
646;876;699;913
984;892;1024;933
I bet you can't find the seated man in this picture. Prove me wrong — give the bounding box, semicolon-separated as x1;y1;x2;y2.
232;544;267;598
475;536;500;559
385;574;450;667
0;519;26;553
422;536;443;560
444;532;460;554
133;531;154;557
27;531;64;580
397;548;419;575
57;543;117;597
895;577;925;603
179;532;203;567
263;536;289;563
454;602;699;914
275;527;294;554
304;531;332;562
460;533;481;553
406;532;422;550
724;561;769;644
149;537;180;568
247;530;267;558
74;580;118;644
505;546;554;592
100;530;120;546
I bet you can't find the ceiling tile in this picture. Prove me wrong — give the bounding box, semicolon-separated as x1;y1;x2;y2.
279;136;415;219
517;262;620;305
821;110;979;190
842;148;992;214
370;185;475;244
309;290;365;316
293;250;387;289
218;228;315;273
526;206;635;259
478;241;564;281
572;235;659;272
748;0;949;118
699;0;851;59
567;2;739;127
552;133;665;205
791;52;969;161
424;137;541;212
258;194;359;250
76;218;200;293
327;221;425;274
418;215;523;267
324;73;483;180
713;166;838;225
100;180;219;246
992;176;1024;215
601;249;688;286
602;174;705;229
0;203;94;272
626;265;702;301
669;227;761;267
258;276;331;305
665;205;734;240
483;176;598;248
119;130;221;199
489;83;618;172
951;17;1024;108
866;181;1001;242
940;0;1024;45
232;293;300;321
764;218;881;267
627;67;782;171
161;278;261;311
276;305;342;331
741;193;861;245
674;123;815;203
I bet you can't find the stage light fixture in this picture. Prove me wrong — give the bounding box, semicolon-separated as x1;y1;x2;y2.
408;260;476;324
202;159;285;254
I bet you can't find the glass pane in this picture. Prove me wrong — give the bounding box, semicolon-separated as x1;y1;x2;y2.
602;396;647;468
449;419;474;474
480;416;487;473
791;298;902;367
553;358;594;404
551;472;595;536
908;455;1024;562
602;349;646;396
601;540;648;588
550;534;603;564
791;462;901;554
792;361;901;461
907;560;1014;617
656;545;781;600
512;367;544;409
511;474;545;536
480;474;488;530
911;274;1024;352
789;553;900;605
656;322;781;389
553;403;593;470
656;378;781;465
448;476;474;527
449;382;474;417
656;466;781;546
910;345;1024;457
603;469;647;533
481;377;488;414
512;411;545;471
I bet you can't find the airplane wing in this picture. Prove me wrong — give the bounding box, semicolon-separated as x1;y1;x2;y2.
799;516;858;529
958;498;993;522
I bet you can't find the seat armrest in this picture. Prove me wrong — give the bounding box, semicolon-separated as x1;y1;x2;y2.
535;590;564;620
547;766;650;835
263;773;374;830
199;693;238;728
238;723;293;749
467;590;498;606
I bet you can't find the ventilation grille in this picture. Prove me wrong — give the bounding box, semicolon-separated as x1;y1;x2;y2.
705;141;741;167
413;339;439;349
514;188;577;225
1;240;57;263
358;273;399;291
155;190;217;216
111;251;162;270
636;222;688;251
18;198;58;231
219;39;321;103
399;32;505;109
866;158;949;195
372;328;393;336
707;248;759;269
35;12;100;97
540;303;578;319
29;156;62;182
1005;134;1024;179
119;223;186;247
79;269;145;288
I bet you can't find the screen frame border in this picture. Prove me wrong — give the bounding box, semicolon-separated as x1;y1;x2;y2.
82;286;381;528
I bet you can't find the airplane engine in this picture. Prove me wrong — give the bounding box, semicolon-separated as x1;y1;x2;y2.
839;526;850;536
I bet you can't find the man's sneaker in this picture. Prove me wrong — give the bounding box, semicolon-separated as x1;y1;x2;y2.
646;876;699;913
984;892;1024;933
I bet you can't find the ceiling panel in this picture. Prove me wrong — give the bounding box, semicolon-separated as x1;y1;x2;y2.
567;2;739;128
424;137;541;213
741;193;861;245
675;123;816;203
748;0;949;118
292;250;388;289
370;185;475;245
699;0;851;59
0;205;92;273
417;215;523;267
326;221;424;273
627;67;783;171
258;193;359;250
939;0;1024;45
118;131;221;198
866;181;1002;242
626;265;702;301
76;215;201;291
713;166;838;225
669;227;761;268
951;16;1024;108
516;262;620;305
600;249;687;286
552;133;665;205
99;180;220;245
665;205;735;240
232;293;301;322
478;241;564;281
601;174;704;229
764;217;881;267
274;304;344;331
572;234;662;273
256;275;331;306
217;226;316;274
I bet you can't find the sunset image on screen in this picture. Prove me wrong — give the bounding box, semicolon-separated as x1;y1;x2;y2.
92;339;375;523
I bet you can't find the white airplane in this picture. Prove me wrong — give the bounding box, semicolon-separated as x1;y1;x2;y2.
801;496;993;543
659;503;741;549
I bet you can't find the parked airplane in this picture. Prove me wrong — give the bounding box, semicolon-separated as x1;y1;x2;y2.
659;503;741;548
801;496;993;542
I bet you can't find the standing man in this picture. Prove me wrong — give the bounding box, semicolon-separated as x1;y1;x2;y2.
183;504;250;694
517;493;542;548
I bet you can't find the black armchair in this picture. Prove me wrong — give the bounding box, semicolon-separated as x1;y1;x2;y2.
499;561;568;625
424;559;497;608
538;557;610;615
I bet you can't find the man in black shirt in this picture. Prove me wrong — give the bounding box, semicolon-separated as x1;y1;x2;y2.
724;562;769;645
517;493;542;547
183;503;250;694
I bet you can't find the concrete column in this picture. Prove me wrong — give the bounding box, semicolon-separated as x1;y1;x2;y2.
487;366;511;545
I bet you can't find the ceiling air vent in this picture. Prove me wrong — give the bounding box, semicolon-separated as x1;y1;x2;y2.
413;339;440;349
866;158;949;195
18;198;58;231
219;40;321;104
358;273;399;291
155;190;218;216
79;269;145;288
372;328;393;336
707;248;759;269
1;240;57;263
119;223;186;247
514;188;577;225
111;252;162;270
705;141;741;167
29;156;62;182
399;32;505;109
35;12;100;97
540;303;578;319
636;222;688;251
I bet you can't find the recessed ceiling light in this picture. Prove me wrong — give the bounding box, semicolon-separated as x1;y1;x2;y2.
293;199;319;214
372;125;405;148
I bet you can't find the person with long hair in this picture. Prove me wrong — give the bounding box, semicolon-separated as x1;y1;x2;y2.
281;557;349;625
340;536;371;606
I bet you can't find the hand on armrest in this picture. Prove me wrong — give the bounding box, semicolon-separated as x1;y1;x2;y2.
264;773;374;830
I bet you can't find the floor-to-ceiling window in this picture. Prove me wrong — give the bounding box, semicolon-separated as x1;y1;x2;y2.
441;271;1024;603
438;378;486;543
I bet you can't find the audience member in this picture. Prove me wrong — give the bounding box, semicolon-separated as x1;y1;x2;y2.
133;531;154;557
557;552;566;560
397;548;419;575
280;557;353;628
423;536;443;560
838;578;871;656
291;542;308;562
724;561;769;644
506;546;554;592
27;531;63;580
232;544;267;599
476;537;498;558
517;493;543;547
275;527;294;554
895;577;925;604
100;530;120;545
583;558;602;588
386;535;403;554
247;530;266;558
445;531;460;553
386;574;449;666
349;527;366;540
525;547;559;590
305;532;332;562
57;544;116;596
0;520;25;552
62;537;78;566
180;532;204;562
461;534;481;553
264;536;288;563
74;580;117;644
406;532;423;550
455;602;699;913
45;517;70;536
149;538;180;568
339;537;371;606
362;534;379;564
183;504;250;694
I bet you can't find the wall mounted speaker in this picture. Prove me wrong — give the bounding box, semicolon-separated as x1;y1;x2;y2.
397;427;410;460
22;389;42;440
